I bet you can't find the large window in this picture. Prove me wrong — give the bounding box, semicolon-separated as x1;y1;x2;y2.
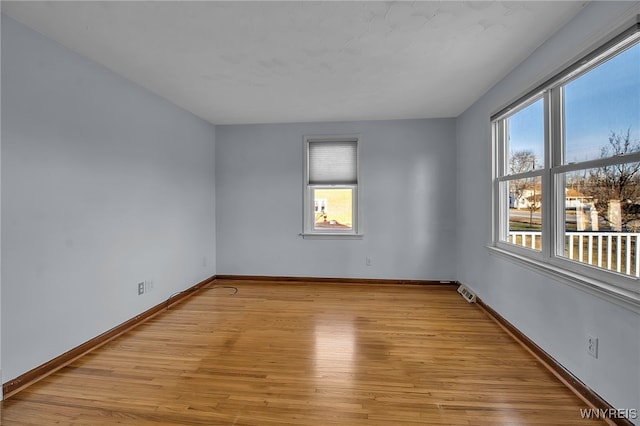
303;135;361;238
492;21;640;303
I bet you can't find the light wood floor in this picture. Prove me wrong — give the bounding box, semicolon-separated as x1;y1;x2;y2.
1;280;605;425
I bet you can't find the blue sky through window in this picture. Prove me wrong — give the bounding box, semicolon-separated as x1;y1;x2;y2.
507;98;544;169
565;42;640;163
507;42;639;166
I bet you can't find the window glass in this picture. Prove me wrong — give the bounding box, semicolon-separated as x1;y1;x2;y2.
564;43;640;164
313;188;353;231
506;98;544;173
561;164;640;277
504;177;542;250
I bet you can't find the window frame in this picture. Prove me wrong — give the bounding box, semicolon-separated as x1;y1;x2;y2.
302;135;362;239
493;94;547;261
491;18;640;309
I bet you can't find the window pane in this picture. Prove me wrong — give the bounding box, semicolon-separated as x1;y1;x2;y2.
505;176;542;250
313;188;353;231
564;43;640;164
506;98;544;174
561;164;640;277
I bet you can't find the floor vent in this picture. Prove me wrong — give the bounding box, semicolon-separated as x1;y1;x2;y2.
457;284;476;303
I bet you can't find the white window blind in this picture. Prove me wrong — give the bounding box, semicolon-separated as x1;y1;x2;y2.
308;140;357;185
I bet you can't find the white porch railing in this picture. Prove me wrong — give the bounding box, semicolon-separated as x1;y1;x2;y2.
508;231;640;278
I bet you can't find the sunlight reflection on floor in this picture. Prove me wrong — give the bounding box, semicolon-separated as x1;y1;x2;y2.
313;317;355;375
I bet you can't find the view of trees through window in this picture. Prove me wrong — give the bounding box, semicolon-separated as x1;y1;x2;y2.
501;39;639;275
508;130;640;233
564;131;640;232
505;98;544;248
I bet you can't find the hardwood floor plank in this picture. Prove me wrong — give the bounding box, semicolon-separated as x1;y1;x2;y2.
1;281;607;424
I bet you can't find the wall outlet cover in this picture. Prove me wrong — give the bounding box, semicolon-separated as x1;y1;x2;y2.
587;335;598;358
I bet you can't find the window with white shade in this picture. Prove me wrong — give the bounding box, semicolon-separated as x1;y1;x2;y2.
303;136;361;237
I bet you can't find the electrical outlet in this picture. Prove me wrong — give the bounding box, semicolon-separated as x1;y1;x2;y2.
145;280;154;293
587;335;598;358
366;257;372;266
137;282;145;296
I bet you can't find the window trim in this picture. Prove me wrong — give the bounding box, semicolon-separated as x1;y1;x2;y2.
491;17;640;308
302;134;362;239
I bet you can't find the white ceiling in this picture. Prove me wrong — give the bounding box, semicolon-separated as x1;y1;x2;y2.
2;1;587;125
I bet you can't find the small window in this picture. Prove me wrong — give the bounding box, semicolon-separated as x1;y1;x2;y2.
303;136;361;237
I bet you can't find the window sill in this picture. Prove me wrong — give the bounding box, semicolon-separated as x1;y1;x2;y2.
300;233;363;240
487;246;640;313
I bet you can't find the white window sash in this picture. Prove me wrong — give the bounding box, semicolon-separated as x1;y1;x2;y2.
302;135;362;237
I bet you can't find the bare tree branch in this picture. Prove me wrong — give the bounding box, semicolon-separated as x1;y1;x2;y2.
581;129;640;229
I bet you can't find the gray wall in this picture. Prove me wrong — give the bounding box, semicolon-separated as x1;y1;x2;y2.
1;16;216;382
456;2;640;420
215;119;456;280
